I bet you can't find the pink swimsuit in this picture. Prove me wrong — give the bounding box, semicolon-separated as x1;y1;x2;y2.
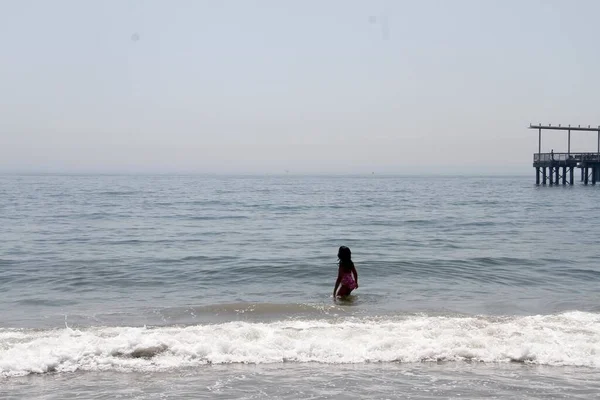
341;272;357;289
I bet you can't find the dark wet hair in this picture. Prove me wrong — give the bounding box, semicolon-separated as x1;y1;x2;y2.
337;246;354;271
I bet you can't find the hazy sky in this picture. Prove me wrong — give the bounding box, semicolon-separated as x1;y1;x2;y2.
2;0;600;174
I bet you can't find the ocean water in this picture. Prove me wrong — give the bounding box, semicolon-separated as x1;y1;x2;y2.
1;174;599;399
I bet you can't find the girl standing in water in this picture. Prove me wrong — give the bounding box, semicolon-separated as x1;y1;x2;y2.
333;246;359;298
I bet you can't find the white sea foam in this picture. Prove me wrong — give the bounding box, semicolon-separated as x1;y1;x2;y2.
1;312;599;377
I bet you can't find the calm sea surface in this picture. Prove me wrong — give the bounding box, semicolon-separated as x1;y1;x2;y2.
1;175;599;398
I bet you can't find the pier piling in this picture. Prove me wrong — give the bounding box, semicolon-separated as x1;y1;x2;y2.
542;168;547;184
570;167;574;185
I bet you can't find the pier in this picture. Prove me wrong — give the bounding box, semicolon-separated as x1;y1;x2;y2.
530;124;600;185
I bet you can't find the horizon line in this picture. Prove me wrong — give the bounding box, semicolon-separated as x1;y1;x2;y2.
0;171;532;177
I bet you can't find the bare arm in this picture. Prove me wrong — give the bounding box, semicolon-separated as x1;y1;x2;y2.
333;267;342;297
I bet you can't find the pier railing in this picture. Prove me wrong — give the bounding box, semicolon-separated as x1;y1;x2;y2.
533;152;600;162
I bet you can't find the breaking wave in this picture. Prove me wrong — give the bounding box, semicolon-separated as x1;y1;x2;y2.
1;311;599;377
